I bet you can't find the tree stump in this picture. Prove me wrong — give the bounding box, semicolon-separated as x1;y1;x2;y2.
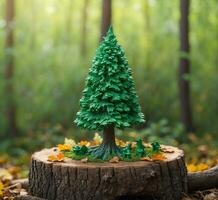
29;146;188;200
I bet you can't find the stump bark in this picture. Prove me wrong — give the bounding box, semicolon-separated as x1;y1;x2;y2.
29;146;187;200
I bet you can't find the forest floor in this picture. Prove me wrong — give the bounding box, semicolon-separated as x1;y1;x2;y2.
0;130;217;199
183;189;218;200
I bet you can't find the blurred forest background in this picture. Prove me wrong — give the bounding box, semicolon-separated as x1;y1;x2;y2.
0;0;217;164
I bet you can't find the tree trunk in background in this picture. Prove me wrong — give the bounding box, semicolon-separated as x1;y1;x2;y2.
179;0;193;132
80;0;89;56
100;0;112;41
65;0;73;44
142;0;151;71
5;0;18;136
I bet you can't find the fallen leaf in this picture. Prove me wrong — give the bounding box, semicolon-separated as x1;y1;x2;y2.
197;163;209;171
204;193;217;200
0;181;4;197
56;153;64;161
64;138;76;148
93;133;102;145
0;168;13;181
81;158;88;163
187;163;209;172
78;140;90;147
48;153;65;162
47;155;56;162
161;147;174;153
152;153;166;161
7;167;20;177
57;144;71;151
20;189;28;196
109;156;119;163
116;139;126;147
140;157;153;161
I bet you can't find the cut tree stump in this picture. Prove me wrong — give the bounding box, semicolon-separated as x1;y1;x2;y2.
29;146;188;200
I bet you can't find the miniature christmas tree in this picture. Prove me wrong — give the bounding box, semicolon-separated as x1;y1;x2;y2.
75;26;144;160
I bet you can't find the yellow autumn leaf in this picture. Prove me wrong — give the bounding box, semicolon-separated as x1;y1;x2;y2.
48;155;57;161
93;133;102;145
78;140;90;147
187;164;197;172
0;168;13;181
187;163;209;172
197;163;209;171
57;144;71;151
0;181;3;197
115;138;126;147
64;138;76;148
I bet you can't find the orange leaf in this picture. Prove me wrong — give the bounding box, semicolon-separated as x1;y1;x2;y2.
56;153;64;161
152;153;166;161
48;153;65;162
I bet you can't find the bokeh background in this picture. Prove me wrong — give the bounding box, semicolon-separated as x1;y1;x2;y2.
0;0;217;166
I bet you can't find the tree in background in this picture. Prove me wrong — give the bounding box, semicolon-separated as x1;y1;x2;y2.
100;0;111;41
80;0;89;56
75;27;145;160
179;0;193;132
5;0;18;136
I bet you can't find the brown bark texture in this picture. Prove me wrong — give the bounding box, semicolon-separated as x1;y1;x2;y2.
15;195;46;200
100;0;112;41
179;0;193;132
5;0;18;136
188;165;218;192
29;147;187;200
103;125;115;144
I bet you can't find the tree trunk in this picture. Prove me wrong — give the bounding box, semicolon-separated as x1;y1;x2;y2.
100;0;112;41
29;146;187;200
80;0;89;56
178;0;193;132
103;125;115;144
5;0;18;136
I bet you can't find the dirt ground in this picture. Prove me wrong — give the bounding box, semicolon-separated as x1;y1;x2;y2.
183;189;218;200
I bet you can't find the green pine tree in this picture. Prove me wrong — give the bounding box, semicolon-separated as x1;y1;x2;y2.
75;26;144;160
